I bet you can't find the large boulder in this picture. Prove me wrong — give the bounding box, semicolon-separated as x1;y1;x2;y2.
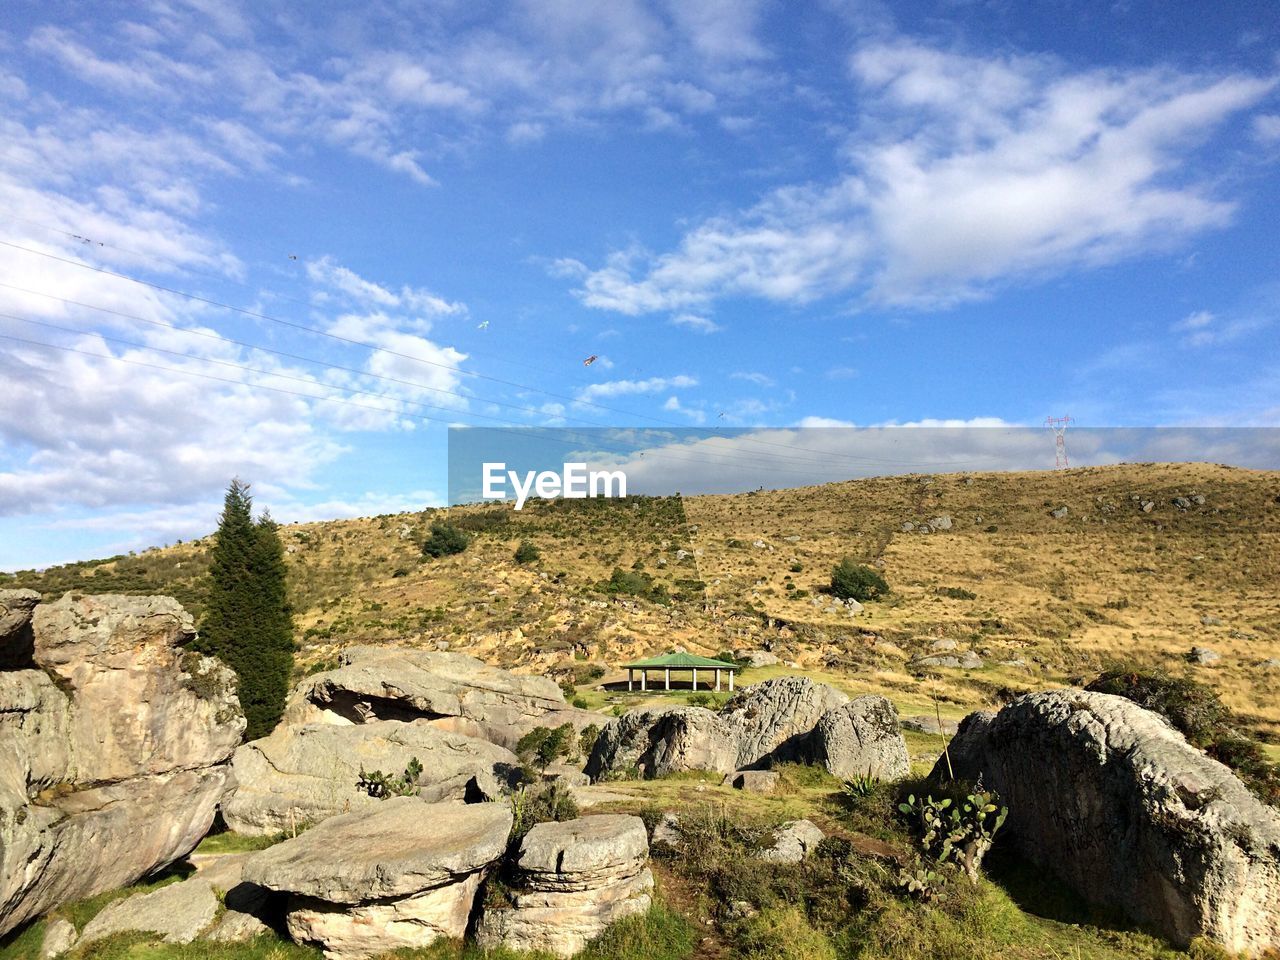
0;588;40;667
585;707;737;781
0;593;243;937
245;797;511;960
78;877;220;947
284;645;594;749
476;815;653;958
586;677;852;781
720;676;849;769
938;691;1280;954
808;696;910;781
223;719;520;835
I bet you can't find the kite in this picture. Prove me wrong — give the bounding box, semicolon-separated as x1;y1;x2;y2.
288;254;298;260
477;320;489;330
583;355;598;366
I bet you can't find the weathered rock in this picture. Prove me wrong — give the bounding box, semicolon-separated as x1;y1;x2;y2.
1201;614;1225;627
930;515;953;531
721;676;849;769
223;719;519;835
0;588;40;667
937;691;1280;954
1189;646;1221;665
1049;506;1069;519
585;706;737;780
79;878;219;947
38;918;77;959
724;770;779;794
204;909;273;943
651;812;681;847
285;645;595;749
476;815;653;958
914;653;983;670
1259;658;1280;671
246;797;511;959
929;638;958;652
901;715;959;736
0;594;243;937
759;820;825;864
808;696;910;781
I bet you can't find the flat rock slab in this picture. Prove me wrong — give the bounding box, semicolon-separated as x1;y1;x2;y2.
724;770;779;794
79;878;219;946
245;797;512;904
518;815;649;889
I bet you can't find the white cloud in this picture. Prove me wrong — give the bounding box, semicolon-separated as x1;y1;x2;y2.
569;41;1275;312
670;313;723;333
577;374;698;402
731;371;775;387
1170;306;1268;348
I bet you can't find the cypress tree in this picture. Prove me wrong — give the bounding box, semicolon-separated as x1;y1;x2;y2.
194;479;294;740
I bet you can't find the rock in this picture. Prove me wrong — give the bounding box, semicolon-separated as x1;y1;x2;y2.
808;696;910;781
930;515;953;531
929;638;958;652
937;691;1280;954
759;820;825;864
0;594;243;937
204;910;273;943
585;707;737;781
1172;496;1191;509
1201;614;1224;626
1260;658;1280;671
735;649;780;668
1191;494;1206;505
283;645;595;749
544;763;590;788
39;918;77;959
247;797;511;960
901;715;958;736
588;677;850;780
476;815;653;958
1140;500;1156;513
0;588;40;667
914;652;983;669
651;812;681;848
720;677;849;769
223;719;519;835
900;521;915;532
1049;506;1069;519
79;878;219;947
724;770;779;794
1189;646;1221;665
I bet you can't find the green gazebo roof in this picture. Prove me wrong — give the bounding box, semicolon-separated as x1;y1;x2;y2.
621;652;739;671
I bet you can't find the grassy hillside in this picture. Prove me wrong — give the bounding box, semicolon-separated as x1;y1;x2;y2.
6;462;1279;742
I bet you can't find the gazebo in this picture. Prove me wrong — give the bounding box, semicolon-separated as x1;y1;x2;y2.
621;652;740;692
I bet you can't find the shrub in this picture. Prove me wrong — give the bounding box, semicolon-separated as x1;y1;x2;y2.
937;586;977;600
514;539;540;564
356;757;422;799
898;784;1007;882
421;520;470;558
579;723;602;757
830;558;888;602
508;780;579;849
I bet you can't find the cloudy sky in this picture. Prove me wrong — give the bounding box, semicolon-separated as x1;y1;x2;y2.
1;0;1278;567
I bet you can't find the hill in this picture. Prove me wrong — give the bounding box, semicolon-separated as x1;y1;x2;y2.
6;461;1279;745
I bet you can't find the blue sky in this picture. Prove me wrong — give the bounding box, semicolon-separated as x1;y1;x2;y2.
1;0;1278;567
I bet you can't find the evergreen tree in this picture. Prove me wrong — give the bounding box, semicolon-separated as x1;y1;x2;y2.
193;479;294;740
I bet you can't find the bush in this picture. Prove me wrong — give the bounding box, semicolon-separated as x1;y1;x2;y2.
937;586;977;600
356;757;422;799
508;780;579;849
514;539;540;564
421;520;470;558
830;559;888;602
579;723;602;757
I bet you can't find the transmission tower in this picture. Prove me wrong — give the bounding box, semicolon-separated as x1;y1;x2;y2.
1045;415;1072;469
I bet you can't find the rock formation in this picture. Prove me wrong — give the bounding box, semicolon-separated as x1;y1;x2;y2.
807;695;910;780
939;691;1280;955
0;592;243;937
283;645;594;749
222;718;520;834
759;819;826;864
476;814;654;958
244;797;511;960
588;677;886;782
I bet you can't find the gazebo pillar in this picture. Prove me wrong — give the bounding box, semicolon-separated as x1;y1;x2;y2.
715;669;722;691
664;668;670;690
640;670;647;691
627;669;633;691
692;667;698;691
729;671;735;692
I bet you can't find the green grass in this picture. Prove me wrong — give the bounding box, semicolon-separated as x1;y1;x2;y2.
193;832;287;855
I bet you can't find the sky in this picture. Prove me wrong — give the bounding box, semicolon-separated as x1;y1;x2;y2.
1;0;1278;568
